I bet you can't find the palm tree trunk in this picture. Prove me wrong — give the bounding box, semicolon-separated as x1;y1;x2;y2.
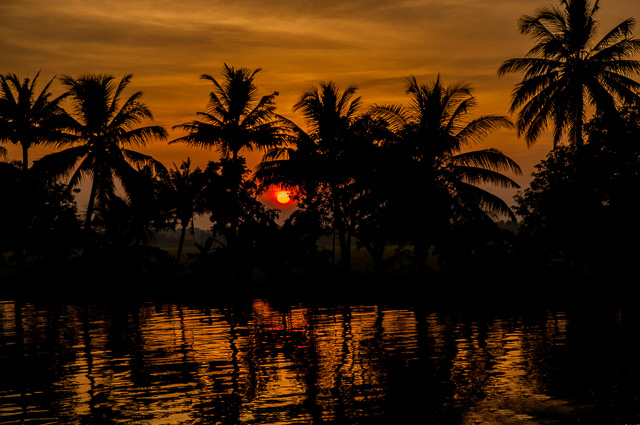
572;89;585;147
85;176;99;229
344;232;352;272
364;242;385;275
332;230;336;267
413;239;430;272
15;170;29;275
575;101;584;147
330;185;351;272
176;221;187;266
21;145;29;173
336;221;351;271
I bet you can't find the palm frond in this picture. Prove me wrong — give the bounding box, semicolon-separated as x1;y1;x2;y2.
33;145;90;179
368;104;409;133
498;57;561;78
116;125;168;148
451;165;521;189
455;115;514;148
593;39;640;62
170;121;224;148
451;148;523;176
453;181;518;221
593;17;636;51
108;74;133;118
122;149;168;174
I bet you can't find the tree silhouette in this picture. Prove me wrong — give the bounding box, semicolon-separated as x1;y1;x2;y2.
345;117;403;274
289;81;364;271
171;64;288;161
516;104;640;280
165;158;206;266
371;75;521;268
259;112;394;274
33;73;168;228
258;81;372;271
0;72;73;273
107;163;171;247
0;161;82;275
88;184;173;277
190;158;279;281
0;71;70;172
498;0;640;147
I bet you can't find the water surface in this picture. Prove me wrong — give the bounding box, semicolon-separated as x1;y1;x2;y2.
1;299;638;424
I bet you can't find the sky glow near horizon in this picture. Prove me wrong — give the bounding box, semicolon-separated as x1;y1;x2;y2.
1;0;639;211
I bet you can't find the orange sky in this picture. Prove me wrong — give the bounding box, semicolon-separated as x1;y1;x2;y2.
1;0;639;214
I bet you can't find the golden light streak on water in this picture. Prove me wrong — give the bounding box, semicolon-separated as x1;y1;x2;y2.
0;300;638;423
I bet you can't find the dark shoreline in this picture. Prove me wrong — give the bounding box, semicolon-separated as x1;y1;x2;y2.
2;267;636;313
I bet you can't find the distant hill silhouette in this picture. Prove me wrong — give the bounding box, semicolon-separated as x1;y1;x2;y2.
148;228;210;249
495;220;519;232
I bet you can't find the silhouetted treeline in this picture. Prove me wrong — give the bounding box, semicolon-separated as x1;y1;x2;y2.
1;82;638;296
2;0;640;300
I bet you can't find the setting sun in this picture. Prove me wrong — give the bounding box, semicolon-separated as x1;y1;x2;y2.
276;191;291;205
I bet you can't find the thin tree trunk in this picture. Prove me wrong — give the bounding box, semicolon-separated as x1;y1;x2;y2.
575;112;584;147
574;90;585;147
413;239;430;272
21;145;29;173
15;165;29;275
332;230;336;267
336;218;351;271
344;231;352;272
331;185;351;272
176;222;187;266
364;242;385;275
85;176;99;229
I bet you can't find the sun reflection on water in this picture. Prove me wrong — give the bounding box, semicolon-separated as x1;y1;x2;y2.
0;300;638;423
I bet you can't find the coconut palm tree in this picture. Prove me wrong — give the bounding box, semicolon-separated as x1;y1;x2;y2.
165;158;206;265
259;81;364;271
294;82;364;271
371;75;522;265
498;0;640;148
0;71;70;172
293;81;362;155
34;73;168;228
170;64;288;161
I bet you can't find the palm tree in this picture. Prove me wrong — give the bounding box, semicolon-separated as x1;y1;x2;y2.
165;158;205;265
255;120;317;192
498;0;640;148
0;71;70;172
264;81;363;271
293;81;362;155
33;73;168;228
170;64;287;161
371;75;522;265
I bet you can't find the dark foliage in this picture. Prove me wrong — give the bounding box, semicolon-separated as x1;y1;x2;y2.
186;158;281;281
515;106;640;281
0;161;82;275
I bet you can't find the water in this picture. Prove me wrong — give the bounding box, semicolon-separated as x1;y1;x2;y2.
1;299;639;424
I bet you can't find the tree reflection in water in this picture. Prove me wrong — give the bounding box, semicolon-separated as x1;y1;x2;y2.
0;300;639;424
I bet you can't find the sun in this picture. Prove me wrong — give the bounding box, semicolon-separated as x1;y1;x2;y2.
275;191;291;204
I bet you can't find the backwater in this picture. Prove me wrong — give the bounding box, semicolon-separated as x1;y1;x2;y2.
1;298;639;424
